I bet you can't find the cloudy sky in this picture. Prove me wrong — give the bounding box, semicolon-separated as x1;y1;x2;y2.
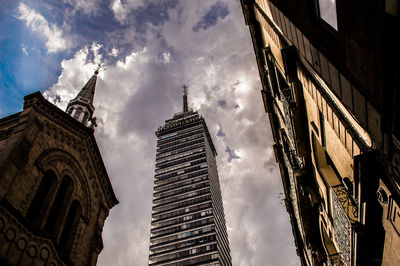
0;0;299;265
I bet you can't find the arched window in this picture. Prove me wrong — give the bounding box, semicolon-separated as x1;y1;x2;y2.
59;200;81;252
44;176;73;234
27;170;55;227
82;112;88;125
74;107;82;120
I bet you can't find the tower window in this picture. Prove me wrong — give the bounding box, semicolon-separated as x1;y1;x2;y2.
74;108;82;120
44;176;73;234
27;170;55;227
317;0;338;30
59;200;81;252
82;112;88;125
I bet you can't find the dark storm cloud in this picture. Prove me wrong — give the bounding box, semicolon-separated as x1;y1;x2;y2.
225;146;240;163
217;124;226;138
69;7;121;42
217;99;227;108
192;2;229;32
118;64;180;137
129;0;178;33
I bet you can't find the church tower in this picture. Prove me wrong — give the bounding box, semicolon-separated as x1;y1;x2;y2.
66;69;98;126
0;72;118;265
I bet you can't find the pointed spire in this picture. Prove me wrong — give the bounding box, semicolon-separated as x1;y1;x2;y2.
66;66;101;127
75;70;98;104
183;85;188;112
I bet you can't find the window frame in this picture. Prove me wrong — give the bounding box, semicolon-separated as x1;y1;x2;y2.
315;0;339;32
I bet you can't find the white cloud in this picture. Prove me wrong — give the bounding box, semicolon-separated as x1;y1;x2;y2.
91;42;103;65
43;1;299;265
110;0;128;24
109;47;119;57
161;51;171;64
43;43;102;109
63;0;99;15
17;2;70;53
21;45;29;55
110;0;145;24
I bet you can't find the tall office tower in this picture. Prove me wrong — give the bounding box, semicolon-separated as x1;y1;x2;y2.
148;88;232;266
241;0;399;265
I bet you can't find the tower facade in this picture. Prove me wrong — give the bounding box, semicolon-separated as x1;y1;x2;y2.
241;0;400;265
0;73;118;265
148;90;231;266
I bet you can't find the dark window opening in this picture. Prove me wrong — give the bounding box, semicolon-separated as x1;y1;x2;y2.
59;200;81;252
319;110;326;146
44;176;73;234
276;70;289;91
27;170;55;227
394;91;400;139
265;55;280;99
82;112;88;125
74;108;82;120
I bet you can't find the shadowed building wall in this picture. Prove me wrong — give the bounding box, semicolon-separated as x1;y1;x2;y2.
0;72;118;265
241;0;399;265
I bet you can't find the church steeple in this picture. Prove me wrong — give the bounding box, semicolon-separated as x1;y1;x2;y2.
66;69;98;127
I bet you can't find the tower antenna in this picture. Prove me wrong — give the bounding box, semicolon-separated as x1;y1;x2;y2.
183;85;188;112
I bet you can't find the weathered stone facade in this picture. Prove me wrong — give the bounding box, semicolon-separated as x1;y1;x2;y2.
241;0;400;265
0;91;118;265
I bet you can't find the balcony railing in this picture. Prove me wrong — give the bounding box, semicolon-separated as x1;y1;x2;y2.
331;184;358;223
327;253;345;266
331;186;353;266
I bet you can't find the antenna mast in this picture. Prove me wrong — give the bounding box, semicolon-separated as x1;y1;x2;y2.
183;85;188;112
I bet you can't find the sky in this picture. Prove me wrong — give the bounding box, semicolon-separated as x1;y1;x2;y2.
0;1;299;265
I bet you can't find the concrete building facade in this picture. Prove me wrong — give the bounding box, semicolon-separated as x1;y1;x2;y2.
241;0;399;265
149;89;231;266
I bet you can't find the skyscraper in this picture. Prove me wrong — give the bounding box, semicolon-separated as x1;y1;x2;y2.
148;88;232;266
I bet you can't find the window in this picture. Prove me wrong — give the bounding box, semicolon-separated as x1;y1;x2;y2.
59;200;81;252
317;0;338;30
319;110;326;146
44;176;73;233
82;112;88;125
27;170;55;227
74;107;82;120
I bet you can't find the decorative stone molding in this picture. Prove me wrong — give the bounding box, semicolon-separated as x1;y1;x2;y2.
0;206;64;265
23;92;118;208
36;148;92;221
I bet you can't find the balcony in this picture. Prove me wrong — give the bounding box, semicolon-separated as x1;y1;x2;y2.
328;185;353;265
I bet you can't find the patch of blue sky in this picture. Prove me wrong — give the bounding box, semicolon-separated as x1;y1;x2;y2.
0;3;63;116
193;1;229;32
0;0;179;116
